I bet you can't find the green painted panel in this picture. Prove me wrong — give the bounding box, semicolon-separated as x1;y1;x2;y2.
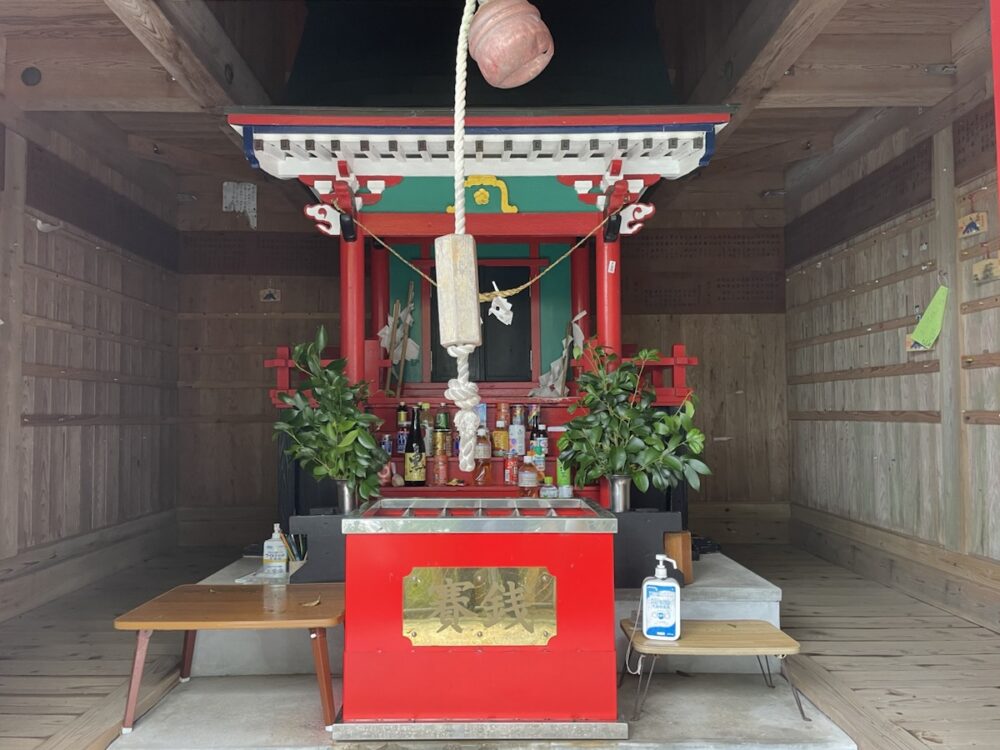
366;177;597;214
388;244;424;385
477;244;530;259
539;244;572;375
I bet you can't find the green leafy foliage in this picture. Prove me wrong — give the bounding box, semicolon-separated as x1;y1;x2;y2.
558;343;711;493
273;326;389;501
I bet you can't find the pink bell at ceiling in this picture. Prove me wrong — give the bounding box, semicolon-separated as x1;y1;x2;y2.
468;0;554;89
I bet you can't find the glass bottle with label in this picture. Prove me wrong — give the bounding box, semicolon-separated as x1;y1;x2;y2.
420;403;433;455
403;406;426;486
396;401;409;455
518;455;541;498
492;420;509;457
473;426;493;485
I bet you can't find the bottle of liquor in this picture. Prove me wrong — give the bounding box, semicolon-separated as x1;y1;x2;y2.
420;403;433;455
395;401;409;455
528;412;541;455
473;426;493;486
491;420;509;457
518;455;541;498
509;404;526;456
537;423;549;456
403;406;426;486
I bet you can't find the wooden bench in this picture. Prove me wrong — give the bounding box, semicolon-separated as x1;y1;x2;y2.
619;618;805;721
114;583;345;734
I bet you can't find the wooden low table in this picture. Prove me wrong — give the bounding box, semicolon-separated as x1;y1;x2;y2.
619;618;804;721
114;583;345;734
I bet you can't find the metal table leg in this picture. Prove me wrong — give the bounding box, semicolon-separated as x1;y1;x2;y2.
618;647;628;688
631;655;658;721
756;655;775;688
781;658;811;722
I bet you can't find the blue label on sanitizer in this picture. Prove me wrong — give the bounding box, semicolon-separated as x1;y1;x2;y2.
644;583;677;639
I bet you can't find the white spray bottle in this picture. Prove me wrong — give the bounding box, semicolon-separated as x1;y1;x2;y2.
642;554;680;641
261;523;288;575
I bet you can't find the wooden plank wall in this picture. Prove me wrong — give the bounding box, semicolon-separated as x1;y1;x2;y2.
786;102;1000;629
19;212;179;548
176;233;339;547
624;314;790;544
0;130;179;620
621;226;789;544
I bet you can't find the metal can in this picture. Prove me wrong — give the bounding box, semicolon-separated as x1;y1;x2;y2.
504;453;520;485
433;429;451;456
497;402;511;425
432;453;449;486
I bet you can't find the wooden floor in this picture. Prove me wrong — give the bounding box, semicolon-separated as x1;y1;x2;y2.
0;548;235;750
1;546;998;750
732;545;1000;750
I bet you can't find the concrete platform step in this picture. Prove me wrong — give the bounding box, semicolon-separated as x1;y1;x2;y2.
110;673;855;750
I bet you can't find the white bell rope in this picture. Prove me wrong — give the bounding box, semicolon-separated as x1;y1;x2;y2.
443;0;483;473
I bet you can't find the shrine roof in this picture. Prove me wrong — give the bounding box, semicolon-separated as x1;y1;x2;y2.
229;107;731;188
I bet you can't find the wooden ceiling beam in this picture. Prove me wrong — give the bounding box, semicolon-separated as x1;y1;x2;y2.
785;8;992;216
760;34;956;108
127;133;248;176
3;36;196;111
687;0;850;146
712;133;835;175
102;0;270;108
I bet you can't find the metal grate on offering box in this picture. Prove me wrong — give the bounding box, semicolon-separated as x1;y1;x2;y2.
341;497;616;534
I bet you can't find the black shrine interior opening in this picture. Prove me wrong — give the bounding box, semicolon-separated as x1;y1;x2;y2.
430;265;532;383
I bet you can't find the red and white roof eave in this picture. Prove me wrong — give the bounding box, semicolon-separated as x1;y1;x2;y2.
228;111;730;186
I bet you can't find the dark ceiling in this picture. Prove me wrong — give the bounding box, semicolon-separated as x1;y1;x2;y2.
285;0;674;107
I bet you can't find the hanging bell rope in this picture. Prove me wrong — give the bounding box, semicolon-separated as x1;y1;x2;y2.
438;0;485;473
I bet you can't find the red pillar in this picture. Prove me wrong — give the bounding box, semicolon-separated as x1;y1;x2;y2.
570;239;591;339
340;230;366;383
370;244;389;338
595;233;621;356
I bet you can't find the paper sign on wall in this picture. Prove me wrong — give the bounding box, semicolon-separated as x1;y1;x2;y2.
972;257;1000;284
958;212;988;239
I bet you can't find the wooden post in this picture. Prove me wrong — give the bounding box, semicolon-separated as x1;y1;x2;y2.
992;0;1000;207
932;127;966;553
370;243;389;339
571;239;590;338
595;233;622;355
340;229;366;383
0;128;26;561
309;628;337;731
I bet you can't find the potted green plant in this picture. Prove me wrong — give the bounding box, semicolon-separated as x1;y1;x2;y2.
558;344;711;512
274;326;389;513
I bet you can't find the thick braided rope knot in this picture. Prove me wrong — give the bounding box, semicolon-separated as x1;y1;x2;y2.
444;344;481;472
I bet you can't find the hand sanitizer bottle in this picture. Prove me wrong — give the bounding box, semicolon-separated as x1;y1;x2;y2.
642;554;680;641
262;523;288;575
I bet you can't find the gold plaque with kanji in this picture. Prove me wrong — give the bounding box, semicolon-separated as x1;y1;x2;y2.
402;567;557;646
